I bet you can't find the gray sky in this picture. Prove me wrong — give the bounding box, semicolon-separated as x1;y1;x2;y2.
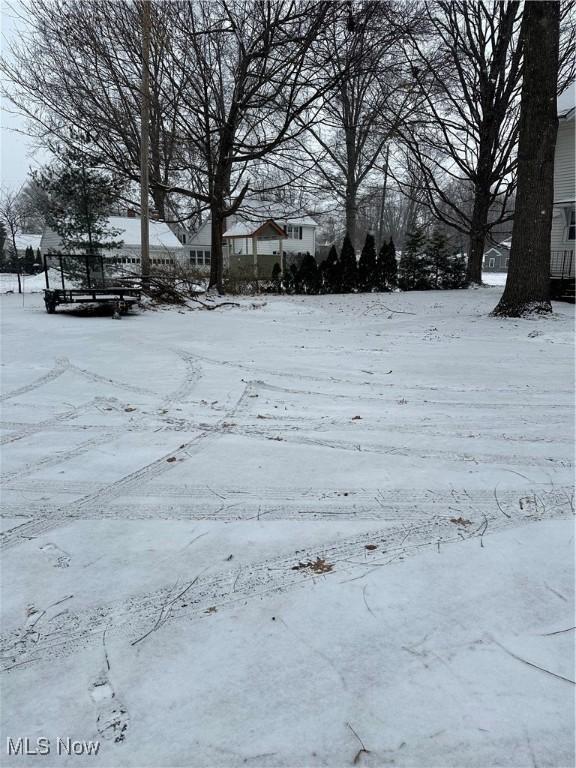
1;0;46;192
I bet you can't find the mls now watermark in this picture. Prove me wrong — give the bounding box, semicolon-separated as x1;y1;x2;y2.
6;737;100;757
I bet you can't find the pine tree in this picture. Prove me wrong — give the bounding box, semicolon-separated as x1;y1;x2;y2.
33;146;122;257
376;237;398;291
398;228;430;290
340;233;358;292
358;232;377;291
299;253;321;294
23;245;36;274
271;262;282;293
444;254;468;288
320;244;341;293
427;230;451;288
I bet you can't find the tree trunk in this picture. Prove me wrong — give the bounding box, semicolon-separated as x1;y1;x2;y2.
493;2;559;317
345;181;358;249
466;186;491;284
209;199;225;294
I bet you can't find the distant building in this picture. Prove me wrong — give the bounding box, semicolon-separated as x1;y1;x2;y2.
40;216;184;270
187;198;318;277
482;239;510;272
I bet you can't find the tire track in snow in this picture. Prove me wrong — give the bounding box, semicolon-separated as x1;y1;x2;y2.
1;501;570;671
0;383;250;551
0;358;70;403
161;350;203;407
0;399;102;447
0;432;118;484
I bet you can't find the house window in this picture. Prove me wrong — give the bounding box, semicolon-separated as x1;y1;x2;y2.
505;257;509;267
489;258;495;268
190;249;211;266
181;233;187;245
568;209;575;241
285;225;302;240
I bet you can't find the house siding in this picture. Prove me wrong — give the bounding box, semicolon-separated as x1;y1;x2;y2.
554;121;575;204
550;114;575;281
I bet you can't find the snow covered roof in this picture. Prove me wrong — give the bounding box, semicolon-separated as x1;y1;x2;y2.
14;233;42;251
41;216;183;253
223;219;286;238
107;216;182;248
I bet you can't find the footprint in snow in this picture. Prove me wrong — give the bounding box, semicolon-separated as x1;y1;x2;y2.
39;542;71;568
89;675;130;744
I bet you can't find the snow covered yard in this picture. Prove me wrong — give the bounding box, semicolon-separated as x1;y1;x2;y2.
0;288;574;768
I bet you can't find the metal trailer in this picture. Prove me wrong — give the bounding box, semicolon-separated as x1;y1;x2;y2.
43;253;142;314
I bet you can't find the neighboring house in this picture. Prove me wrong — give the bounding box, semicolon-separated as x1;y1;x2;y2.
482;239;510;272
550;104;575;295
41;216;184;270
1;232;42;261
187;199;318;277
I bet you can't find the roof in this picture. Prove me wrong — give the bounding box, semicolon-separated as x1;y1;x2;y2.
558;87;575;119
107;216;182;249
14;233;42;251
41;216;183;253
223;220;286;238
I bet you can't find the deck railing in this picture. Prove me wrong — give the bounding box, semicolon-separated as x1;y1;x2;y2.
550;250;574;279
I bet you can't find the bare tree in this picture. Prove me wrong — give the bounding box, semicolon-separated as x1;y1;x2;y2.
399;1;524;284
493;2;560;317
1;0;190;220
299;1;419;248
0;190;32;292
161;0;336;292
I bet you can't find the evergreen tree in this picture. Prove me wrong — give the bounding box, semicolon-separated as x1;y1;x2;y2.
271;261;282;293
358;232;377;291
0;221;6;258
375;237;398;291
320;244;341;293
444;253;468;288
427;230;451;288
23;245;36;274
340;233;357;292
398;228;431;290
33;146;122;256
299;253;321;294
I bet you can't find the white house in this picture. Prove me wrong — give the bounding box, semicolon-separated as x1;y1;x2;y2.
40;215;184;270
187;199;318;277
550;104;575;289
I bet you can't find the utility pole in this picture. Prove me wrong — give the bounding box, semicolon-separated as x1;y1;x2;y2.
377;145;390;251
140;0;151;289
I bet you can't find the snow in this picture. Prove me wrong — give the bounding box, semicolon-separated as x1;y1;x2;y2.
1;287;574;767
0;270;77;294
482;271;508;286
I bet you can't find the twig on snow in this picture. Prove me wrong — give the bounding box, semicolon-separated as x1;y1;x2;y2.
541;626;576;636
362;585;376;618
347;722;371;765
493;487;511;518
492;637;575;685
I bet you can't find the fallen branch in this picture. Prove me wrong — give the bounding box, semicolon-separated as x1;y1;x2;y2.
347;722;371;765
492;637;575;685
541;626;576;636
